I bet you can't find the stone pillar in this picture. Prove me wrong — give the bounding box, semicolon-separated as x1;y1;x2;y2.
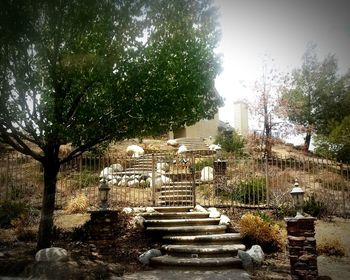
285;217;318;280
213;160;227;193
88;210;121;262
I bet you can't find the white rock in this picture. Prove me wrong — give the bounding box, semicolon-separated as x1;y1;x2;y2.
146;207;156;213
126;145;144;157
208;207;221;218
157;162;170;172
167;139;178;146
209;144;221;151
106;174;113;181
113;175;122;180
132;215;145;229
138;249;162;265
118;179;128;187
133;207;145;213
177;145;188;154
139;179;146;188
161;175;172;184
108;178;118;186
122;207;133;214
219;214;231;225
145;177;152;187
35;247;69;262
122;175;130;180
127;179;140;188
247;245;264;266
150;177;163;189
200;166;214;182
99;167;113;178
110;163;123;172
194;205;207;212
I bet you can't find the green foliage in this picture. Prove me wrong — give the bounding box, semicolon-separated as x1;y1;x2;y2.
315;115;350;163
215;130;246;156
303;194;327;218
221;177;266;205
280;43;350;152
195;158;214;171
0;0;222;248
0;201;31;228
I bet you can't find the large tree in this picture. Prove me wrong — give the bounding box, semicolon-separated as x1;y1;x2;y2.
280;44;344;152
0;0;222;249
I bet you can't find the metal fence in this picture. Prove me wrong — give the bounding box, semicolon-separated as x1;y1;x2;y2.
0;153;349;216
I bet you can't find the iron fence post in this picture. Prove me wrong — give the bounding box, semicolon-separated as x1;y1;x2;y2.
152;153;156;206
191;154;196;206
265;156;270;206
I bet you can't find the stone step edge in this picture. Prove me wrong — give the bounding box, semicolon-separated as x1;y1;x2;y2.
146;225;227;232
162;233;242;242
152;206;193;212
161;244;246;254
150;255;242;267
144;218;220;224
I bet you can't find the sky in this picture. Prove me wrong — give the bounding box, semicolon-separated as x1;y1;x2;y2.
214;0;350;135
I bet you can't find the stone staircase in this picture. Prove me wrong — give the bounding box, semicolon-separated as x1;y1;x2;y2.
142;206;245;268
175;137;211;152
158;182;194;206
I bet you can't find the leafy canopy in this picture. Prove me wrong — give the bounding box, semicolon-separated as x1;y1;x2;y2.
0;0;222;163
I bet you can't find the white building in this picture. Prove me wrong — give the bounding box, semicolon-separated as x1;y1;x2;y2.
233;101;249;136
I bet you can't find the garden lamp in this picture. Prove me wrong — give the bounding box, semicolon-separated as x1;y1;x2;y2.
290;179;304;218
99;179;110;210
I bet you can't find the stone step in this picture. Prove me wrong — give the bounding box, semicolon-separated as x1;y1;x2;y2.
141;212;210;220
162;233;242;245
161;186;193;192
162;181;194;186
150;255;242;268
146;225;227;235
158;195;193;200
152;206;193;213
161;244;246;258
160;190;193;196
158;201;193;206
144;218;220;227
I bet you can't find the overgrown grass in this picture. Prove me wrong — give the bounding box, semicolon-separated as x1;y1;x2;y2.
317;238;346;256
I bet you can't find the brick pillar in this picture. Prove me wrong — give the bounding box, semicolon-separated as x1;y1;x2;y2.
285;217;318;280
88;210;120;261
213;160;227;194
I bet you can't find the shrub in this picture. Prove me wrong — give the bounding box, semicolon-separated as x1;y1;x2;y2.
195;158;214;171
317;238;345;256
0;200;30;228
65;193;89;214
223;177;266;205
239;213;287;253
303;194;328;218
11;211;39;241
215;129;246;156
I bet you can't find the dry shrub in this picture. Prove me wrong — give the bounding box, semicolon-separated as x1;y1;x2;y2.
239;213;287;253
317;238;346;256
65;193;89;214
10;209;39;241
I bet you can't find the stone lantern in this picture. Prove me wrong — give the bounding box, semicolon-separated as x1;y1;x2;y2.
99;180;110;210
290;179;304;218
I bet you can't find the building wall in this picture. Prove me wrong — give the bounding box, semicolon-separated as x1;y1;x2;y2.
233;101;249;136
171;113;219;139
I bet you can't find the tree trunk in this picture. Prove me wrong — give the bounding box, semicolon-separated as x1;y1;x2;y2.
37;156;60;250
303;132;311;153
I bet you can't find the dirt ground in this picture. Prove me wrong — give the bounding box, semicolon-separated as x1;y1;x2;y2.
315;218;350;280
